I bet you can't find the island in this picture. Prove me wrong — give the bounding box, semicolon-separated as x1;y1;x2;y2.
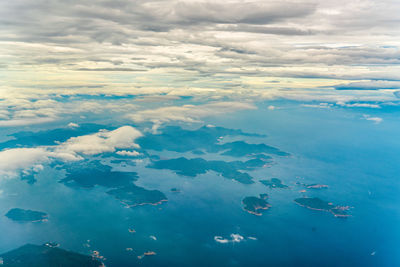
5;208;48;223
306;184;328;189
59;160;168;209
136;125;288;158
260;178;289;189
296;182;328;189
148;157;264;184
60;160;139;189
170;188;181;193
242;195;271;216
0;243;103;266
294;197;350;217
107;184;167;207
138;251;156;259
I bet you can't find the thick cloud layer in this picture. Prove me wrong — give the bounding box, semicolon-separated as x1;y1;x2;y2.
1;0;400;126
1;0;399;74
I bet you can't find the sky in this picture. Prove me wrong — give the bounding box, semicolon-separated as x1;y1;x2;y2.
1;0;400;127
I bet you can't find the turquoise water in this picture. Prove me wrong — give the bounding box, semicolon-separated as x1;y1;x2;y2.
0;101;399;266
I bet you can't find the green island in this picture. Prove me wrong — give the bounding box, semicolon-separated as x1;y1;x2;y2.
294;197;350;217
148;157;264;184
242;195;271;216
170;188;181;193
305;184;328;189
5;208;48;223
107;184;167;207
260;178;289;189
137;125;288;158
60;160;139;189
296;182;328;189
0;243;103;267
60;160;167;208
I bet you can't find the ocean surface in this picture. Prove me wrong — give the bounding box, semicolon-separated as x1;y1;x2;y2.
0;100;399;266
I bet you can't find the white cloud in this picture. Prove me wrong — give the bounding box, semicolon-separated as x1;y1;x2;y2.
302;103;333;108
0;117;56;127
0;0;398;128
56;126;142;156
337;102;381;108
214;234;244;244
129;101;256;126
0;148;51;177
0;126;142;179
363;114;383;124
116;150;140;157
68;122;79;128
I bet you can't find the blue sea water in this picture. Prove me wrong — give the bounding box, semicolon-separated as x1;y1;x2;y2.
0;101;399;266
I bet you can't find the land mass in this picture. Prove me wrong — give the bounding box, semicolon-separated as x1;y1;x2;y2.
148;157;267;184
0;243;103;267
242;195;271;216
294;197;350;217
107;184;167;207
137;125;288;158
5;208;48;223
260;178;289;189
60;160;139;189
296;182;329;189
60;160;167;208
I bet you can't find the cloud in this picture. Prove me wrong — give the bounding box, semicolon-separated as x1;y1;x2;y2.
363;114;383;124
0;126;142;178
128;101;256;127
335;81;400;90
0;148;52;177
214;234;244;244
0;0;399;81
0;0;399;122
302;103;333;109
68;122;79;128
337;102;381;108
116;150;140;157
56;126;143;156
0;117;56;127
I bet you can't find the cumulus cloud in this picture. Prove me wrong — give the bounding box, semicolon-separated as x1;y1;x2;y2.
0;148;52;177
0;126;142;178
57;126;142;156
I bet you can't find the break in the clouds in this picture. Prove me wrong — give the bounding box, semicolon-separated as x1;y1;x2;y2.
1;0;400;126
